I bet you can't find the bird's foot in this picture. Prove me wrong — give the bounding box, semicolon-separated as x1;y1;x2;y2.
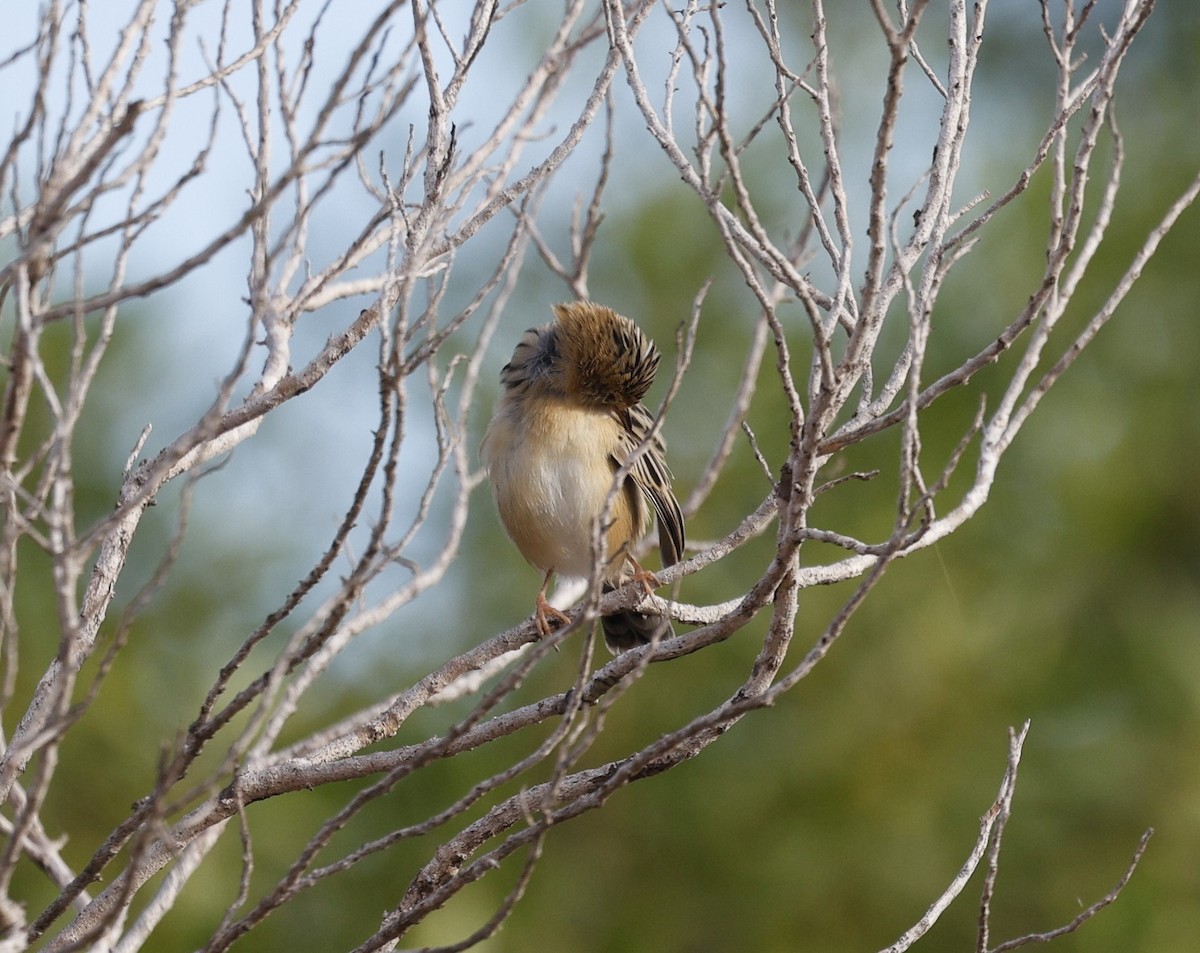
534;593;572;637
626;555;661;597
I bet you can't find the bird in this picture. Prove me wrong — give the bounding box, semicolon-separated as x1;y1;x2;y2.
482;300;685;653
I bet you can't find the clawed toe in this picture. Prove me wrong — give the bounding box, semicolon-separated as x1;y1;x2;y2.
534;593;572;637
626;555;661;597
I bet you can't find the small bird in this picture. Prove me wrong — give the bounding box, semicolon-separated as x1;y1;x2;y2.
482;301;685;652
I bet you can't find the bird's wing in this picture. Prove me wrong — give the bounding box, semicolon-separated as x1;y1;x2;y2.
612;404;685;567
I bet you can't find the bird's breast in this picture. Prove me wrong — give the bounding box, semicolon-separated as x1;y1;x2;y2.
484;397;640;579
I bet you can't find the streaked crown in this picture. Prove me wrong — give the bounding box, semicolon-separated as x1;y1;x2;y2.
551;301;661;409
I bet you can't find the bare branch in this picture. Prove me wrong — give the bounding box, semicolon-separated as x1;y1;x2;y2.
0;2;1181;949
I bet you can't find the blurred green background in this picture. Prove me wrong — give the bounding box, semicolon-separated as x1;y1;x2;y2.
6;3;1199;951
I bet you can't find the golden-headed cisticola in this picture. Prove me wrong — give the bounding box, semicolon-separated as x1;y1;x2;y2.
482;301;685;652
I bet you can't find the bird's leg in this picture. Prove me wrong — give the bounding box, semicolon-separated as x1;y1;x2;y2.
623;554;661;597
534;568;572;636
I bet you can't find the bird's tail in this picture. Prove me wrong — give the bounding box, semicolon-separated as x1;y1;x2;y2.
600;582;673;654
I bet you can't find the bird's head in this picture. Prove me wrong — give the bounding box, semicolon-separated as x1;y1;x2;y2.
551;301;661;410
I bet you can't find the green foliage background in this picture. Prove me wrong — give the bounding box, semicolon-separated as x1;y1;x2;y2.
6;4;1198;951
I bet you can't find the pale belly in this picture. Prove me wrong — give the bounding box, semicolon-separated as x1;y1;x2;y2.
484;400;638;580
